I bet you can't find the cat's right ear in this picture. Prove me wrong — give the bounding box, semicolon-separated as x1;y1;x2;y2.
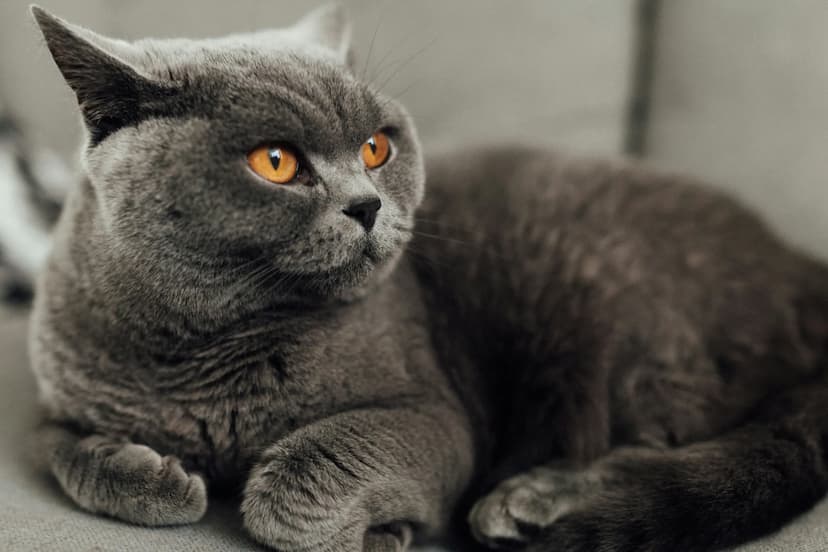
30;6;170;145
290;3;354;68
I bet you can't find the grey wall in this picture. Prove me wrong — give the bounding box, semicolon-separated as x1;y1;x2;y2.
1;1;826;259
646;0;828;259
0;0;634;158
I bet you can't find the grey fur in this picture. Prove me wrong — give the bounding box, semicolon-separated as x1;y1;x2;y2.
27;5;828;552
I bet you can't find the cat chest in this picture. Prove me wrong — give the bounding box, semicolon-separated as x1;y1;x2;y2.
133;328;428;479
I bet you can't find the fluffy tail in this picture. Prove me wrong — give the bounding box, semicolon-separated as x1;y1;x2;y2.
0;101;68;302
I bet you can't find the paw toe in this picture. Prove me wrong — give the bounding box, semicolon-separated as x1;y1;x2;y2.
505;486;563;529
105;445;207;526
468;492;528;548
177;472;208;523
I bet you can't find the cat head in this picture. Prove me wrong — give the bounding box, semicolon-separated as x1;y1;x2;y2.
32;4;424;319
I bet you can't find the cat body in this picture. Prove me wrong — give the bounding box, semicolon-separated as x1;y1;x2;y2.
419;147;826;457
26;5;828;552
34;213;457;489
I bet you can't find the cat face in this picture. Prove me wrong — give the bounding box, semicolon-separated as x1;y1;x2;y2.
34;5;424;309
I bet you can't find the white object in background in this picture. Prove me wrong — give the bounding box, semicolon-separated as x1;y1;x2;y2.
0;139;53;281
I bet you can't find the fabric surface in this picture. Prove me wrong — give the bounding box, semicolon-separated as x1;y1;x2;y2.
1;308;827;551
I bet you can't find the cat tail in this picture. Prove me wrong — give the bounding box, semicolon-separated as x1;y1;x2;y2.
0;101;69;303
528;376;828;552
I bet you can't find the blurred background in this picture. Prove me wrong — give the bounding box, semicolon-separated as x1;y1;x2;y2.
1;0;827;258
1;1;827;550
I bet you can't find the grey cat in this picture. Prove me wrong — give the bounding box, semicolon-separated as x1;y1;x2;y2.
27;4;828;552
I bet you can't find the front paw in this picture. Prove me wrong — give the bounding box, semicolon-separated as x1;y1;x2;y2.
242;439;397;552
363;525;413;552
53;436;207;526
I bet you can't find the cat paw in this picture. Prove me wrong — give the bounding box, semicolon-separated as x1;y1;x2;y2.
363;525;413;552
105;443;207;525
242;441;367;551
61;438;207;526
468;467;593;549
242;437;415;552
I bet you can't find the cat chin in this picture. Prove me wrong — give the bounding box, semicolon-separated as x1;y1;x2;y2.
316;257;381;297
305;246;405;303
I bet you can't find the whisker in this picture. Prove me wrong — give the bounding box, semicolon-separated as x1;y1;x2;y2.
360;0;385;81
280;270;306;298
392;222;413;232
258;267;305;302
373;36;439;94
254;268;295;302
410;230;470;246
367;24;418;85
377;76;425;110
214;257;274;308
412;217;465;230
404;245;450;272
198;252;264;286
389;78;423;100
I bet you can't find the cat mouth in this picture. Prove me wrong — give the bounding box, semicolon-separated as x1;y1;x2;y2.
362;240;381;263
320;237;379;274
324;238;384;281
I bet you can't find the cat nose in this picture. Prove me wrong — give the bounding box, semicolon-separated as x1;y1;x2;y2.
342;196;382;231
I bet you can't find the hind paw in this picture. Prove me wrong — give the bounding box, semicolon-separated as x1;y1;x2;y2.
468;467;596;549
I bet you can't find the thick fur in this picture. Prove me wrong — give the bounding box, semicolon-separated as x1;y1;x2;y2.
417;149;828;550
26;5;828;552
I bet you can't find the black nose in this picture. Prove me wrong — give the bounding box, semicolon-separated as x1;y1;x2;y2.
342;197;382;231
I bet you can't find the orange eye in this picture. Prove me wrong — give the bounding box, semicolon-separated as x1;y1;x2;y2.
361;131;391;170
247;145;300;184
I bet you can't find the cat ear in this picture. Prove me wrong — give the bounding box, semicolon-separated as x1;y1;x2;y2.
291;3;354;67
30;6;170;145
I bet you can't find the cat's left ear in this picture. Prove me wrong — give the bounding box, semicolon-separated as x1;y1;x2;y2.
290;3;354;67
30;6;172;146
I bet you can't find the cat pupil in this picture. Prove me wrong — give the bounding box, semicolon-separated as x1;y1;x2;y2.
368;138;377;155
268;148;282;170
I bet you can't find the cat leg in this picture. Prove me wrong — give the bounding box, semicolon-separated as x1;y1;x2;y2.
242;403;474;552
469;379;828;551
35;422;207;526
363;525;413;552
